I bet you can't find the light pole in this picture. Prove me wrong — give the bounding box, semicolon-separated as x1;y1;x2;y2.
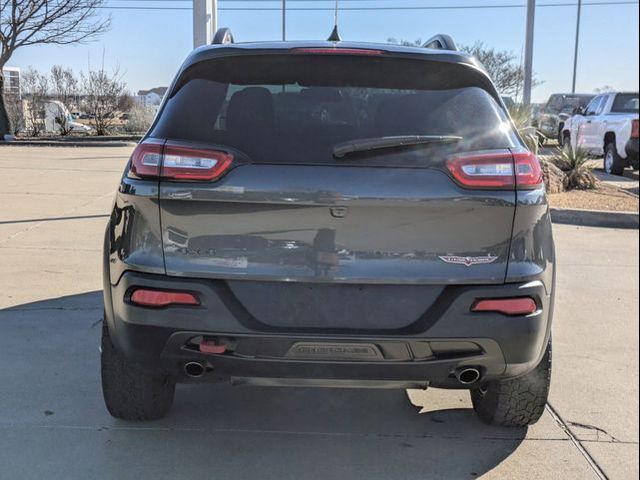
523;0;536;105
193;0;218;48
572;0;583;93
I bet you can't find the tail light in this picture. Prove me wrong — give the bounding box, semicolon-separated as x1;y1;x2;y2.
162;145;233;181
513;151;543;188
632;119;639;139
130;288;200;308
446;150;542;190
129;140;233;181
472;297;538;316
129;140;163;178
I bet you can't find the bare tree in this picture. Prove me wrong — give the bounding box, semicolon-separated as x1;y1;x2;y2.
460;42;542;100
5;95;25;135
594;85;615;93
81;66;127;135
21;67;49;136
387;38;422;47
387;38;542;100
0;0;110;138
117;92;134;114
50;65;79;135
123;104;156;134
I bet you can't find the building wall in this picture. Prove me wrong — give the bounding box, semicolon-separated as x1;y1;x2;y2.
2;67;21;97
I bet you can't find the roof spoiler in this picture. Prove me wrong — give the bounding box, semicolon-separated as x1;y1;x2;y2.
422;34;458;51
210;27;459;52
212;27;234;45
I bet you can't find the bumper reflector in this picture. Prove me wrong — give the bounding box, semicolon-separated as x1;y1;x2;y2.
130;289;199;308
471;297;537;316
199;339;227;355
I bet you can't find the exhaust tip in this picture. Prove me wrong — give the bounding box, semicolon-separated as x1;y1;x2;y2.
184;362;205;378
455;367;481;385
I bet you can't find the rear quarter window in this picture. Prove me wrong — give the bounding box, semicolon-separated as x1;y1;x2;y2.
151;54;520;167
611;94;639;114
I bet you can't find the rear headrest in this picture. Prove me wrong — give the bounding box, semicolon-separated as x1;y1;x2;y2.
226;87;275;133
375;94;427;136
300;88;342;103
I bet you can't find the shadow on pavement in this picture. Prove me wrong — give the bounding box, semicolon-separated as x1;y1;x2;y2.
0;292;527;479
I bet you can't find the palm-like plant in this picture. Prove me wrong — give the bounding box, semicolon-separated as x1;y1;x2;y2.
553;146;599;190
508;104;543;155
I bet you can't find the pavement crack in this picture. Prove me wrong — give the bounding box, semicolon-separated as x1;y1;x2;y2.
568;421;620;443
546;403;609;480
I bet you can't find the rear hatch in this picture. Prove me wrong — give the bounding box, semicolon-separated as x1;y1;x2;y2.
145;50;527;329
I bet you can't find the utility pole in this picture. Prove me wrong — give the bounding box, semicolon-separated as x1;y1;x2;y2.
523;0;536;105
282;0;286;41
193;0;218;48
572;0;583;93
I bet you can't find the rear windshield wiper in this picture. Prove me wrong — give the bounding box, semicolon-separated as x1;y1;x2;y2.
333;135;462;159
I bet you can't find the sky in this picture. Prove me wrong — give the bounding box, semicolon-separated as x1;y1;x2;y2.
8;0;640;103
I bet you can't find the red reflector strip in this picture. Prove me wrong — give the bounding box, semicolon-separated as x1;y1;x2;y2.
199;340;227;354
472;297;537;316
292;47;384;56
130;289;199;308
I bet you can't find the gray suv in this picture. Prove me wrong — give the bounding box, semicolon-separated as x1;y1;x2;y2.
101;34;555;427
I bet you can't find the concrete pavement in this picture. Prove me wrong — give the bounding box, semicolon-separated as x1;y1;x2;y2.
0;146;637;479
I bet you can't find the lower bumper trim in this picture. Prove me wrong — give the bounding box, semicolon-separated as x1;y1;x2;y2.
230;378;428;389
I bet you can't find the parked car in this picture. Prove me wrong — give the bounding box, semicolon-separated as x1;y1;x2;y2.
43;101;92;134
533;93;595;145
101;32;555;427
562;92;639;175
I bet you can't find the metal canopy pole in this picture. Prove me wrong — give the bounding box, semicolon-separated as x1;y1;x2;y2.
523;0;536;105
572;0;583;93
193;0;218;48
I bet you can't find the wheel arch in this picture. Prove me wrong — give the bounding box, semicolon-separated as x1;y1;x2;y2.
604;131;616;149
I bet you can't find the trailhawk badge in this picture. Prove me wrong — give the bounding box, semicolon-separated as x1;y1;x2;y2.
439;254;498;267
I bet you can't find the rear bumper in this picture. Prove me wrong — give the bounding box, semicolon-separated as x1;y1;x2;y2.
104;270;554;388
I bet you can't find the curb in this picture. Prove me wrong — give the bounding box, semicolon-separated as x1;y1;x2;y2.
0;135;141;148
0;140;137;147
551;207;639;229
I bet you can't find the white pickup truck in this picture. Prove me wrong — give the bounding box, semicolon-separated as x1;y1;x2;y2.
562;92;639;175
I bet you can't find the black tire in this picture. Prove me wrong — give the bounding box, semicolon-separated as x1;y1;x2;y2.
101;320;176;420
562;134;572;154
557;125;564;146
604;142;626;176
471;339;551;427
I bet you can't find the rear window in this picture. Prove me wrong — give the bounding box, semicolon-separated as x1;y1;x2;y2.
562;95;593;110
151;54;519;167
611;93;639;114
